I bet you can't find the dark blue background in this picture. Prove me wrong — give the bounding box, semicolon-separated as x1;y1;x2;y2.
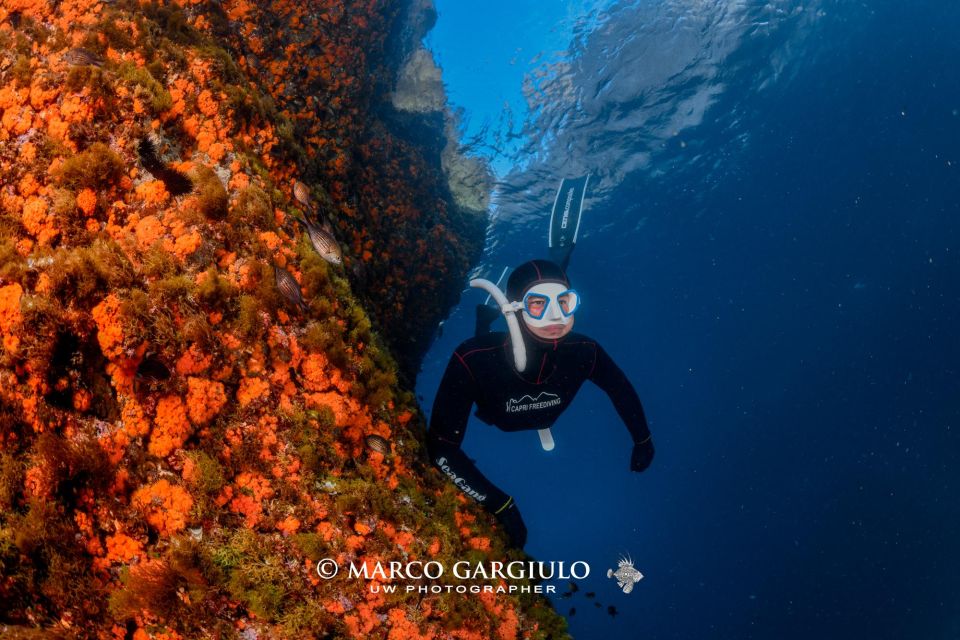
418;1;959;637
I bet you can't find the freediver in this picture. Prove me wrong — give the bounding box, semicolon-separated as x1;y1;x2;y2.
426;259;655;549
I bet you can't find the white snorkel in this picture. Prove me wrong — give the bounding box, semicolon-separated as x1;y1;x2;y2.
469;278;527;372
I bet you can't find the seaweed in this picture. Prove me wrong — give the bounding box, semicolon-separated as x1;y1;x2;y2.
52;143;125;192
196;265;239;310
190;164;229;220
0;453;24;513
46;239;136;308
34;432;112;496
108;556;199;624
10;56;33;89
208;528;301;622
229;185;274;231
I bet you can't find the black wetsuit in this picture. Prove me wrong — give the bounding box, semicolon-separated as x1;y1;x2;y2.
426;328;653;512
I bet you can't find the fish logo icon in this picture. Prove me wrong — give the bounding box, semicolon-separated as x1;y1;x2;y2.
607;555;643;594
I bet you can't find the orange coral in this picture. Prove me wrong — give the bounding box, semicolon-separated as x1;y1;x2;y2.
135;180;170;207
148;395;191;457
91;294;125;360
104;532;144;564
76;187;98;216
236;375;270;406
224;471;275;527
21;196;59;245
277;515;300;536
175;343;213;375
185;377;227;425
132;479;193;536
0;283;23;335
135;214;165;250
173;229;203;260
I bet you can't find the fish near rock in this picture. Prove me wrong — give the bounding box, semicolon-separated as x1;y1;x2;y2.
296;212;343;266
365;434;391;455
273;265;309;313
64;47;104;67
292;180;312;208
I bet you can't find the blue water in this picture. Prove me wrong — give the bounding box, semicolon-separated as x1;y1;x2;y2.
417;1;960;638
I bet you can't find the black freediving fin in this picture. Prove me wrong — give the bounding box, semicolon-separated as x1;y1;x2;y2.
548;175;590;271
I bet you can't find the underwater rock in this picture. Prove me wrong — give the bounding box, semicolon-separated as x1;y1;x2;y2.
0;0;564;637
442;118;494;214
391;39;491;215
392;48;447;114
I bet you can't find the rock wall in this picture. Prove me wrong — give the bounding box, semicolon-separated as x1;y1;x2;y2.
0;1;565;638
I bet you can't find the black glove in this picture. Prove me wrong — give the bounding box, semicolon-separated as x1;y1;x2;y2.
630;438;655;472
493;497;527;549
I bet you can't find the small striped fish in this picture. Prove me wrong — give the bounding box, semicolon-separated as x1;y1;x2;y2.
365;434;391;455
64;47;104;67
292;180;312;208
273;265;309;313
297;213;343;265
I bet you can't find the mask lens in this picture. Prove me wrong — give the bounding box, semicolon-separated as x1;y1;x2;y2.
523;293;550;319
557;290;580;316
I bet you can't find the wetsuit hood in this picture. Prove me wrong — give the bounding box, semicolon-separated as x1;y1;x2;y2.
507;259;574;343
467;259;575;373
506;259;571;301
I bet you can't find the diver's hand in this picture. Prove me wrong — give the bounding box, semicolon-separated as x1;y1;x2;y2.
493;497;527;549
630;438;655;472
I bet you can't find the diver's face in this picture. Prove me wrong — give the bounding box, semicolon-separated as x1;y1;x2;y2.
528;316;575;339
521;282;578;340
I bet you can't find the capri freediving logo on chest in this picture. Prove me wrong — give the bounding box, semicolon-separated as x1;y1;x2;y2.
505;392;562;413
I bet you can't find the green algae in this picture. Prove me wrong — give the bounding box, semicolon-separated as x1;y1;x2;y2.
118;62;173;114
53;142;125;192
47;239;136;308
209;528;299;622
191;164;229;220
10;56;33;89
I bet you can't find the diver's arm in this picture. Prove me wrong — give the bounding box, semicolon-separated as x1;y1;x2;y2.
588;342;655;471
427;352;511;510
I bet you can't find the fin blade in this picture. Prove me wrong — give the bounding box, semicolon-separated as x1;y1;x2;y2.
548;175;590;266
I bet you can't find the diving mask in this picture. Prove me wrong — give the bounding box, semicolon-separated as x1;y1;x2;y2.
520;282;580;326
